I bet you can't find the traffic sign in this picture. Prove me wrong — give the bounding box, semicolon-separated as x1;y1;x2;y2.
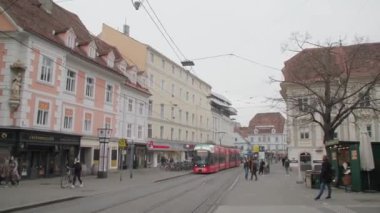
118;138;127;148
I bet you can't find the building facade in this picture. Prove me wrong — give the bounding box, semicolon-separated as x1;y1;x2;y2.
281;43;380;170
99;24;213;167
247;113;287;155
0;0;150;178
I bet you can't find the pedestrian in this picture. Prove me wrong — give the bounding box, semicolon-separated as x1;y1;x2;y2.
243;158;249;180
282;157;285;167
284;157;290;175
259;160;265;175
249;157;258;181
342;161;351;192
72;158;83;188
9;156;20;185
0;163;5;185
315;155;333;200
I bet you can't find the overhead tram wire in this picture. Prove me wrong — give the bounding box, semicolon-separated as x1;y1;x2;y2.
190;53;282;72
145;0;187;60
140;2;184;64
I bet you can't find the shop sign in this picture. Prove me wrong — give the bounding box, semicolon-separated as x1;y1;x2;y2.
118;138;127;149
147;141;171;150
326;139;339;146
252;145;259;153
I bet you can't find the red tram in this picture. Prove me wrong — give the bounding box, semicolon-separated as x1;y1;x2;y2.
192;144;240;174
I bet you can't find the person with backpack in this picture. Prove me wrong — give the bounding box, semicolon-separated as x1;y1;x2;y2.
315;155;333;200
72;158;83;188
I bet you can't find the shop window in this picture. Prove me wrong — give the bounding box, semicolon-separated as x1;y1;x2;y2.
111;149;117;167
94;149;99;161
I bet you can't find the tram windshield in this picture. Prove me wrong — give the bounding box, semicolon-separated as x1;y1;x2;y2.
193;150;210;165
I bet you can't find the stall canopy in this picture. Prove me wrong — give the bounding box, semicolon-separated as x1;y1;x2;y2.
360;130;375;171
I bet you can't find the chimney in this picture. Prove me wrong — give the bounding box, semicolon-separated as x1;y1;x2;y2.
39;0;53;14
123;24;130;36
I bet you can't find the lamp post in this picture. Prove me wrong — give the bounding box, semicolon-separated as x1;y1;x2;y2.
97;128;112;178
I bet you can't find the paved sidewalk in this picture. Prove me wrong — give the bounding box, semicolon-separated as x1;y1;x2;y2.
0;168;191;212
215;162;380;213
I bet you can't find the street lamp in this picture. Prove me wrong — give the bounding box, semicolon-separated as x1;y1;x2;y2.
97;128;112;178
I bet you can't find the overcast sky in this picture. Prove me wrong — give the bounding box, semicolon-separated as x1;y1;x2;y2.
56;0;380;126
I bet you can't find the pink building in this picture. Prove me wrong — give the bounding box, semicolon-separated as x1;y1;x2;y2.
0;0;149;178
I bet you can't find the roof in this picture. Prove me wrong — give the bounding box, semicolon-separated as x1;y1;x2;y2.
0;0;150;93
248;112;285;134
282;42;380;82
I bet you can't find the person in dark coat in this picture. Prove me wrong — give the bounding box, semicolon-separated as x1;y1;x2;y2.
248;158;258;181
72;158;83;188
259;160;265;175
243;158;249;180
315;155;333;200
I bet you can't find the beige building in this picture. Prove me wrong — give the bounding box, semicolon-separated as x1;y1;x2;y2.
99;24;213;167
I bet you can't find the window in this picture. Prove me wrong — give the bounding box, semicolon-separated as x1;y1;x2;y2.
192;113;195;125
150;52;154;63
40;56;53;83
359;93;371;107
200;133;203;142
65;69;76;92
192;94;195;103
171;107;175;119
88;44;96;58
162;59;165;69
105;117;111;129
192;132;195;141
139;103;144;115
161;80;165;91
160;126;164;139
36;101;49;126
186;112;189;123
367;124;372;138
63;108;73;130
148;100;153;116
200;116;203;126
128;99;133;112
179;109;182;122
138;125;143;139
85;77;94;98
107;53;115;67
179;88;182;98
106;84;113;103
298;97;309;112
300;128;310;139
67;33;75;49
149;74;154;88
186;91;189;101
148;124;152;138
171;84;175;97
84;113;92;132
160;104;164;119
127;123;132;138
178;129;182;140
170;128;174;140
186;130;189;141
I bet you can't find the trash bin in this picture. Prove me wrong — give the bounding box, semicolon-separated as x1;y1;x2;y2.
311;171;320;189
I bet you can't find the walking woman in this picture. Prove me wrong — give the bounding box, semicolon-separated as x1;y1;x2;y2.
249;157;258;181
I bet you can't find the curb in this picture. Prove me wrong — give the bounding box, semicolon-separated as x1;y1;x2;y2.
0;196;83;213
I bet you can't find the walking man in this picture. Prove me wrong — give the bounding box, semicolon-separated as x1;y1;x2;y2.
315;155;333;200
249;157;258;181
72;158;83;188
259;160;265;175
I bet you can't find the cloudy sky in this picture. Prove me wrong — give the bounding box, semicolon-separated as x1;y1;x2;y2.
56;0;380;126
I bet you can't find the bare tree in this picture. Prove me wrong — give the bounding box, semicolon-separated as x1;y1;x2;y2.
279;34;380;144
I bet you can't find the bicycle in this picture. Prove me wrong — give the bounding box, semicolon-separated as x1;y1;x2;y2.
61;166;73;189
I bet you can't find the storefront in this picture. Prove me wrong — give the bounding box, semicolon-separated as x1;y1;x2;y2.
0;128;80;179
326;140;362;192
146;140;195;167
